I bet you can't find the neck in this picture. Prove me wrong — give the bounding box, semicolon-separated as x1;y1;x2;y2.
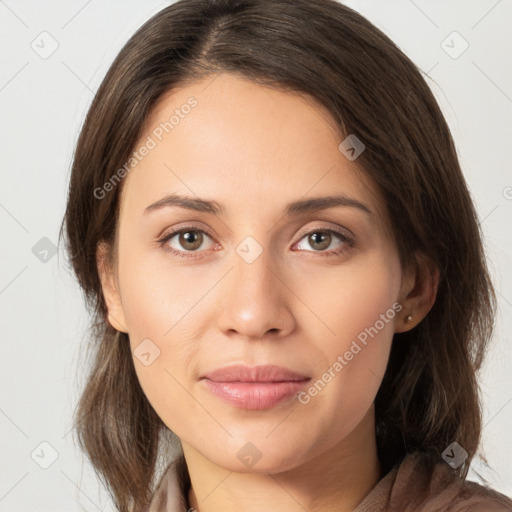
183;407;382;512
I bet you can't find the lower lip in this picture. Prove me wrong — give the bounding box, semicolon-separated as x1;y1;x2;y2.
202;379;309;410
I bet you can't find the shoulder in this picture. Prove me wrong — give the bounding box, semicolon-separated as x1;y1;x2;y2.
356;451;512;512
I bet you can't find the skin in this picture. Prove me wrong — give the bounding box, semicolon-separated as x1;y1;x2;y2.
97;72;438;512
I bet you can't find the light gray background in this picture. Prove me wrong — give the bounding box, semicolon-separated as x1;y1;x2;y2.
1;0;511;510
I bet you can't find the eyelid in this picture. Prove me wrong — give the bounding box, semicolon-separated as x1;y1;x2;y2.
294;222;354;243
158;221;215;240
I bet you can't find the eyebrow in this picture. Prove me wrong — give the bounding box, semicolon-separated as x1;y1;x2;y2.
143;193;373;217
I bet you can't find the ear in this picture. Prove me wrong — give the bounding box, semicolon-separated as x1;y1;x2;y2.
395;252;440;333
96;241;128;333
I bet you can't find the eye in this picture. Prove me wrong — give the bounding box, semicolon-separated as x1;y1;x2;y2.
293;228;354;256
158;227;218;259
157;225;355;260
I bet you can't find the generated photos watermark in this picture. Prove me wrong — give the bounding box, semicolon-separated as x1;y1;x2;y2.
297;301;403;405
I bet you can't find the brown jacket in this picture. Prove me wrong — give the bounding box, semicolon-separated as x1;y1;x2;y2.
147;452;512;511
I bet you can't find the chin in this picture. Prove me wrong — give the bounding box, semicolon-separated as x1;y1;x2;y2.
204;440;310;474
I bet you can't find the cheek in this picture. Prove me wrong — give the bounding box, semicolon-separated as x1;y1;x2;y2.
295;252;401;350
114;245;199;410
122;286;200;440
117;240;210;342
293;254;400;415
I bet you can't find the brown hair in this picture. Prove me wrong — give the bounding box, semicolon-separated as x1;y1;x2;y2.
59;0;497;510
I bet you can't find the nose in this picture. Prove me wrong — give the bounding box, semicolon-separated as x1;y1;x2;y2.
215;245;296;341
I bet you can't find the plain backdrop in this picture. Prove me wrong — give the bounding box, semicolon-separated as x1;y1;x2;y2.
0;0;511;510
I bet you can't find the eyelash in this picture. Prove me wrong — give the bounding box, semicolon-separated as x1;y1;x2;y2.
157;225;355;260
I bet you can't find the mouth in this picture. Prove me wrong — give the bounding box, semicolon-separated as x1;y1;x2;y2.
200;364;311;410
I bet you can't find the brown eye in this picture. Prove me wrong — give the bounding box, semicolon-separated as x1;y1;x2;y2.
158;227;217;259
307;232;331;251
179;231;204;251
294;228;354;256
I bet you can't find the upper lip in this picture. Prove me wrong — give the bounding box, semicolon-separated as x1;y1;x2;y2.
202;364;310;383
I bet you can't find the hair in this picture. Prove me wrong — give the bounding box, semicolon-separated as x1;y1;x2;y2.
59;0;497;511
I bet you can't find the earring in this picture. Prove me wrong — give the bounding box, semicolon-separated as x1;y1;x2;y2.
405;314;413;324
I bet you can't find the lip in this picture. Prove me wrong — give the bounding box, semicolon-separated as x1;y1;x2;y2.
201;365;310;410
202;364;310;383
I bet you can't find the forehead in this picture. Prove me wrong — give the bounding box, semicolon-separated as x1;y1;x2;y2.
119;72;387;224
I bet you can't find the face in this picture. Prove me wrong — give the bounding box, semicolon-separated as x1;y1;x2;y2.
99;72;415;473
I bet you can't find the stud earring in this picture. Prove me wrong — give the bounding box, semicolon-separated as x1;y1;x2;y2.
405;314;413;324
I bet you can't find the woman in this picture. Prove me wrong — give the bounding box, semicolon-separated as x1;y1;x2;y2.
59;0;512;511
